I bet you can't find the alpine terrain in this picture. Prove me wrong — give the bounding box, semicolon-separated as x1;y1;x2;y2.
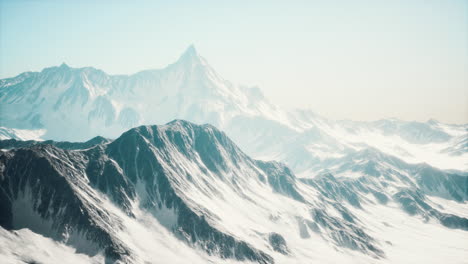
0;46;467;263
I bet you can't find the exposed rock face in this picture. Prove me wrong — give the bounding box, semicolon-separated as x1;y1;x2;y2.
0;121;285;263
0;145;130;263
268;233;289;254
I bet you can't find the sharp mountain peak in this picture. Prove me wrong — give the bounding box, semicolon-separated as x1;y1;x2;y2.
174;44;204;66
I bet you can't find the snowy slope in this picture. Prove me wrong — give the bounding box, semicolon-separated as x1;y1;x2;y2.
1;121;467;263
0;227;104;264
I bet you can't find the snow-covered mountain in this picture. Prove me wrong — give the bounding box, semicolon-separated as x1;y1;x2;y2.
242;116;468;175
0;46;467;263
1;121;466;263
0;46;466;175
0;45;290;141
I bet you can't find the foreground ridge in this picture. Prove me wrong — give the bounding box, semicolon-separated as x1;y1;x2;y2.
1;120;466;263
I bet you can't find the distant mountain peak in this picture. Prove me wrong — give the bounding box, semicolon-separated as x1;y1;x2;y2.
176;44;202;65
185;44;197;55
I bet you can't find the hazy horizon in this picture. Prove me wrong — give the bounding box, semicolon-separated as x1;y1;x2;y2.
1;0;467;124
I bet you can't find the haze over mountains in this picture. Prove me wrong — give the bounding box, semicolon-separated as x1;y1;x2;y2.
0;45;466;174
0;46;467;263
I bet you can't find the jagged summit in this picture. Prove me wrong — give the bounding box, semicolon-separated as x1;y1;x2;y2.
175;44;202;65
183;44;197;56
165;119;197;126
164;119;218;130
115;120;242;163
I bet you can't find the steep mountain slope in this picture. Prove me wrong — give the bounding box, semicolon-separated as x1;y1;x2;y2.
1;46;466;173
1;121;467;263
305;148;468;229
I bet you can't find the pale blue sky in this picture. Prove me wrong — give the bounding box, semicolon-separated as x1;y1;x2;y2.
1;0;467;123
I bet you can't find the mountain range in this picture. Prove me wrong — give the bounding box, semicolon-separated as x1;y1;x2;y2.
0;46;467;263
1;45;466;175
